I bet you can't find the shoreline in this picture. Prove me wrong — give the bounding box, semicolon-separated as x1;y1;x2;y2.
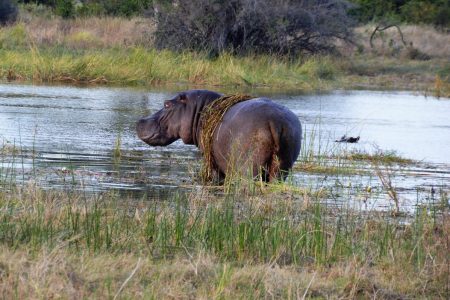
0;47;448;97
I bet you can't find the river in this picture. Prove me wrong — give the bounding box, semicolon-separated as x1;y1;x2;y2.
1;83;449;212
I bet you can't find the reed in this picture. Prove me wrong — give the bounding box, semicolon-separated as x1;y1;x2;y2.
0;183;443;264
0;137;448;297
1;19;448;93
0;43;341;89
0;182;447;297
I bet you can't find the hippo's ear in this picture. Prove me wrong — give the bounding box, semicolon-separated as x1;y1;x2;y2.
178;93;187;104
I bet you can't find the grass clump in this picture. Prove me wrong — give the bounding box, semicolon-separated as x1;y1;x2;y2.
0;23;27;49
65;30;103;49
0;183;448;298
299;56;337;80
342;150;415;165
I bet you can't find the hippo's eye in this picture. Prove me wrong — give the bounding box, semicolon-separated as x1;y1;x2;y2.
164;101;172;109
179;94;187;103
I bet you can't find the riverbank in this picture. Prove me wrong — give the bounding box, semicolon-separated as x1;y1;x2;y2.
0;18;449;95
1;118;449;298
0;181;448;298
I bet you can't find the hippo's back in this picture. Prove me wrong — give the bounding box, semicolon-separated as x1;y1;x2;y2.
212;98;302;179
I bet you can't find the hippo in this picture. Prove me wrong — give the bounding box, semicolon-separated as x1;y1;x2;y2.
136;90;301;182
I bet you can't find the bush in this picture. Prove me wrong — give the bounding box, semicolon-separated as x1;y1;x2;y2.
55;0;75;19
153;0;354;56
76;3;105;17
348;0;400;23
97;0;152;17
0;0;18;25
349;0;450;27
400;0;450;27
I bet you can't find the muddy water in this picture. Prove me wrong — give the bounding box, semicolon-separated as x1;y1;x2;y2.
0;83;449;212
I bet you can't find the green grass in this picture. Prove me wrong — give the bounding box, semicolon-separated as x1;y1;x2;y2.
0;183;448;298
0;183;445;264
342;150;415;164
0;45;339;89
1;137;449;298
1;21;449;95
1;27;448;94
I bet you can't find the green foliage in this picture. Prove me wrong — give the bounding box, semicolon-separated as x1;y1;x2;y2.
349;0;401;23
349;0;450;27
75;3;105;17
55;0;75;19
400;0;450;27
18;0;152;17
100;0;152;17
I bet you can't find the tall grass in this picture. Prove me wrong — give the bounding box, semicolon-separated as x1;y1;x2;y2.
0;139;448;297
0;22;338;88
0;183;446;268
0;43;339;89
1;19;449;93
0;182;448;298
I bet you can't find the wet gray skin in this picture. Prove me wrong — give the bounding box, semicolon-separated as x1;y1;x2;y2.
136;90;302;182
0;83;449;212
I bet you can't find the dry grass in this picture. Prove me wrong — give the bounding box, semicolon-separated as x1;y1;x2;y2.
0;180;448;298
1;244;447;299
18;15;155;49
0;14;449;94
354;25;450;59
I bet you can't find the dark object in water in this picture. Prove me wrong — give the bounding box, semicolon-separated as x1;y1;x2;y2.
136;90;302;182
335;135;360;143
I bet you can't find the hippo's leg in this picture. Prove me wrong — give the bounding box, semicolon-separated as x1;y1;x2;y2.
251;145;284;183
266;122;298;182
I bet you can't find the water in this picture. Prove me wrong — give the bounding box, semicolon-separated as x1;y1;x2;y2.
0;83;449;212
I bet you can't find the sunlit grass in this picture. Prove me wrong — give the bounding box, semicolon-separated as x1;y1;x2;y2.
0;46;339;89
1;21;449;94
1;134;449;298
0;182;448;298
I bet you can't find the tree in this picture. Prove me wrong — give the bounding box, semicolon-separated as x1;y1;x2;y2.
349;0;450;27
0;0;18;25
153;0;354;56
55;0;75;19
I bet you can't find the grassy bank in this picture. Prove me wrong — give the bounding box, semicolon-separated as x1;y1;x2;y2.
0;183;448;298
1;134;449;298
0;46;338;89
0;18;449;95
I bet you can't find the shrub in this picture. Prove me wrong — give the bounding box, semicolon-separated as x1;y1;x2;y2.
349;0;450;27
0;0;18;25
99;0;152;17
76;3;105;17
400;0;450;27
55;0;75;19
153;0;354;56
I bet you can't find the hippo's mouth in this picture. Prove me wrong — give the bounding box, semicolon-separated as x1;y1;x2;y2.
136;118;177;146
139;132;159;143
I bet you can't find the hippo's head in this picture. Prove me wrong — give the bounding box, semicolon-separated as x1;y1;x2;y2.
137;90;222;146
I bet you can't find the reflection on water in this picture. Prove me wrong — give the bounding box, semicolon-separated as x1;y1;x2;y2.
0;83;449;212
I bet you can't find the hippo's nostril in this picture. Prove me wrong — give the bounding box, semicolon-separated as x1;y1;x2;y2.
136;119;147;134
137;119;146;129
